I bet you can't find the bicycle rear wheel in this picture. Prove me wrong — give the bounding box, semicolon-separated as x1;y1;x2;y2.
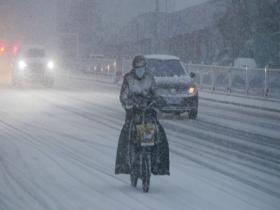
142;155;151;193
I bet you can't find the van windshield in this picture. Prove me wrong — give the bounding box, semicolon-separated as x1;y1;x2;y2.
147;59;186;77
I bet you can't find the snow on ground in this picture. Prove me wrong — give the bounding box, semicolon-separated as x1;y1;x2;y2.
0;78;280;210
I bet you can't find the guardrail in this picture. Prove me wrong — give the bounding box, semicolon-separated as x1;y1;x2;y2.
62;58;280;99
185;64;280;99
62;58;117;75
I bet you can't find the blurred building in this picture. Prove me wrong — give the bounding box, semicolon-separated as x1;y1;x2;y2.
56;0;104;59
106;0;226;64
106;0;279;67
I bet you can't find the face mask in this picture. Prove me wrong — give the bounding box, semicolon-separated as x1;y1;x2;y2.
135;67;146;79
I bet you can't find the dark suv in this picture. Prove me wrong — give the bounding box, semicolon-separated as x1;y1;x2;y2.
145;54;198;119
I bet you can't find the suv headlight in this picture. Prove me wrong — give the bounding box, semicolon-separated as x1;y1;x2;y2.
188;86;196;96
18;60;27;70
47;61;55;69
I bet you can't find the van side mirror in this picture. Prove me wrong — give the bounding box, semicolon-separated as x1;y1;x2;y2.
190;72;196;78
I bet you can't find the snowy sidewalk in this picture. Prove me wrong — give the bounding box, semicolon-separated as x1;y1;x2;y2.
200;91;280;113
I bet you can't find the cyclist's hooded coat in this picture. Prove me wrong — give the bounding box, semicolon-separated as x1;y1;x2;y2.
115;68;170;175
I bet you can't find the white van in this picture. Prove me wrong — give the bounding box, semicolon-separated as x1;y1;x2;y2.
234;57;257;69
12;45;56;87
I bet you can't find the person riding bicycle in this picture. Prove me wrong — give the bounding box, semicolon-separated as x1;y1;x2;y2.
115;55;170;176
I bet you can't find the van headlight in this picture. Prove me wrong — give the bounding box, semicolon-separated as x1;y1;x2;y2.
47;61;55;70
188;86;196;96
18;60;27;70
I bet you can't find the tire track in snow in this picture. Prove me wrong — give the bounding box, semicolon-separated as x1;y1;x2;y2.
2;89;280;210
0;115;153;210
51;90;280;149
33;91;280;199
162;120;280;166
170;146;280;199
167;129;280;187
0;119;67;210
36;90;280;171
45;91;280;169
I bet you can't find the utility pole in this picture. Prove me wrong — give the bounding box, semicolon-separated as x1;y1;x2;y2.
165;0;170;54
155;0;160;12
154;0;160;53
164;0;174;13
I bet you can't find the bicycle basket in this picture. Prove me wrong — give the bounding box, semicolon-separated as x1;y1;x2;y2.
136;123;156;147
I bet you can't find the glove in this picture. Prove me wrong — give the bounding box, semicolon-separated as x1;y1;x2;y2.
125;104;133;110
134;103;146;110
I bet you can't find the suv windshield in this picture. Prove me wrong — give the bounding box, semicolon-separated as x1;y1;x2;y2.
26;49;46;58
147;59;186;77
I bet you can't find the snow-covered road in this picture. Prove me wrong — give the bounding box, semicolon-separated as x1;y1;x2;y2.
0;81;279;210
